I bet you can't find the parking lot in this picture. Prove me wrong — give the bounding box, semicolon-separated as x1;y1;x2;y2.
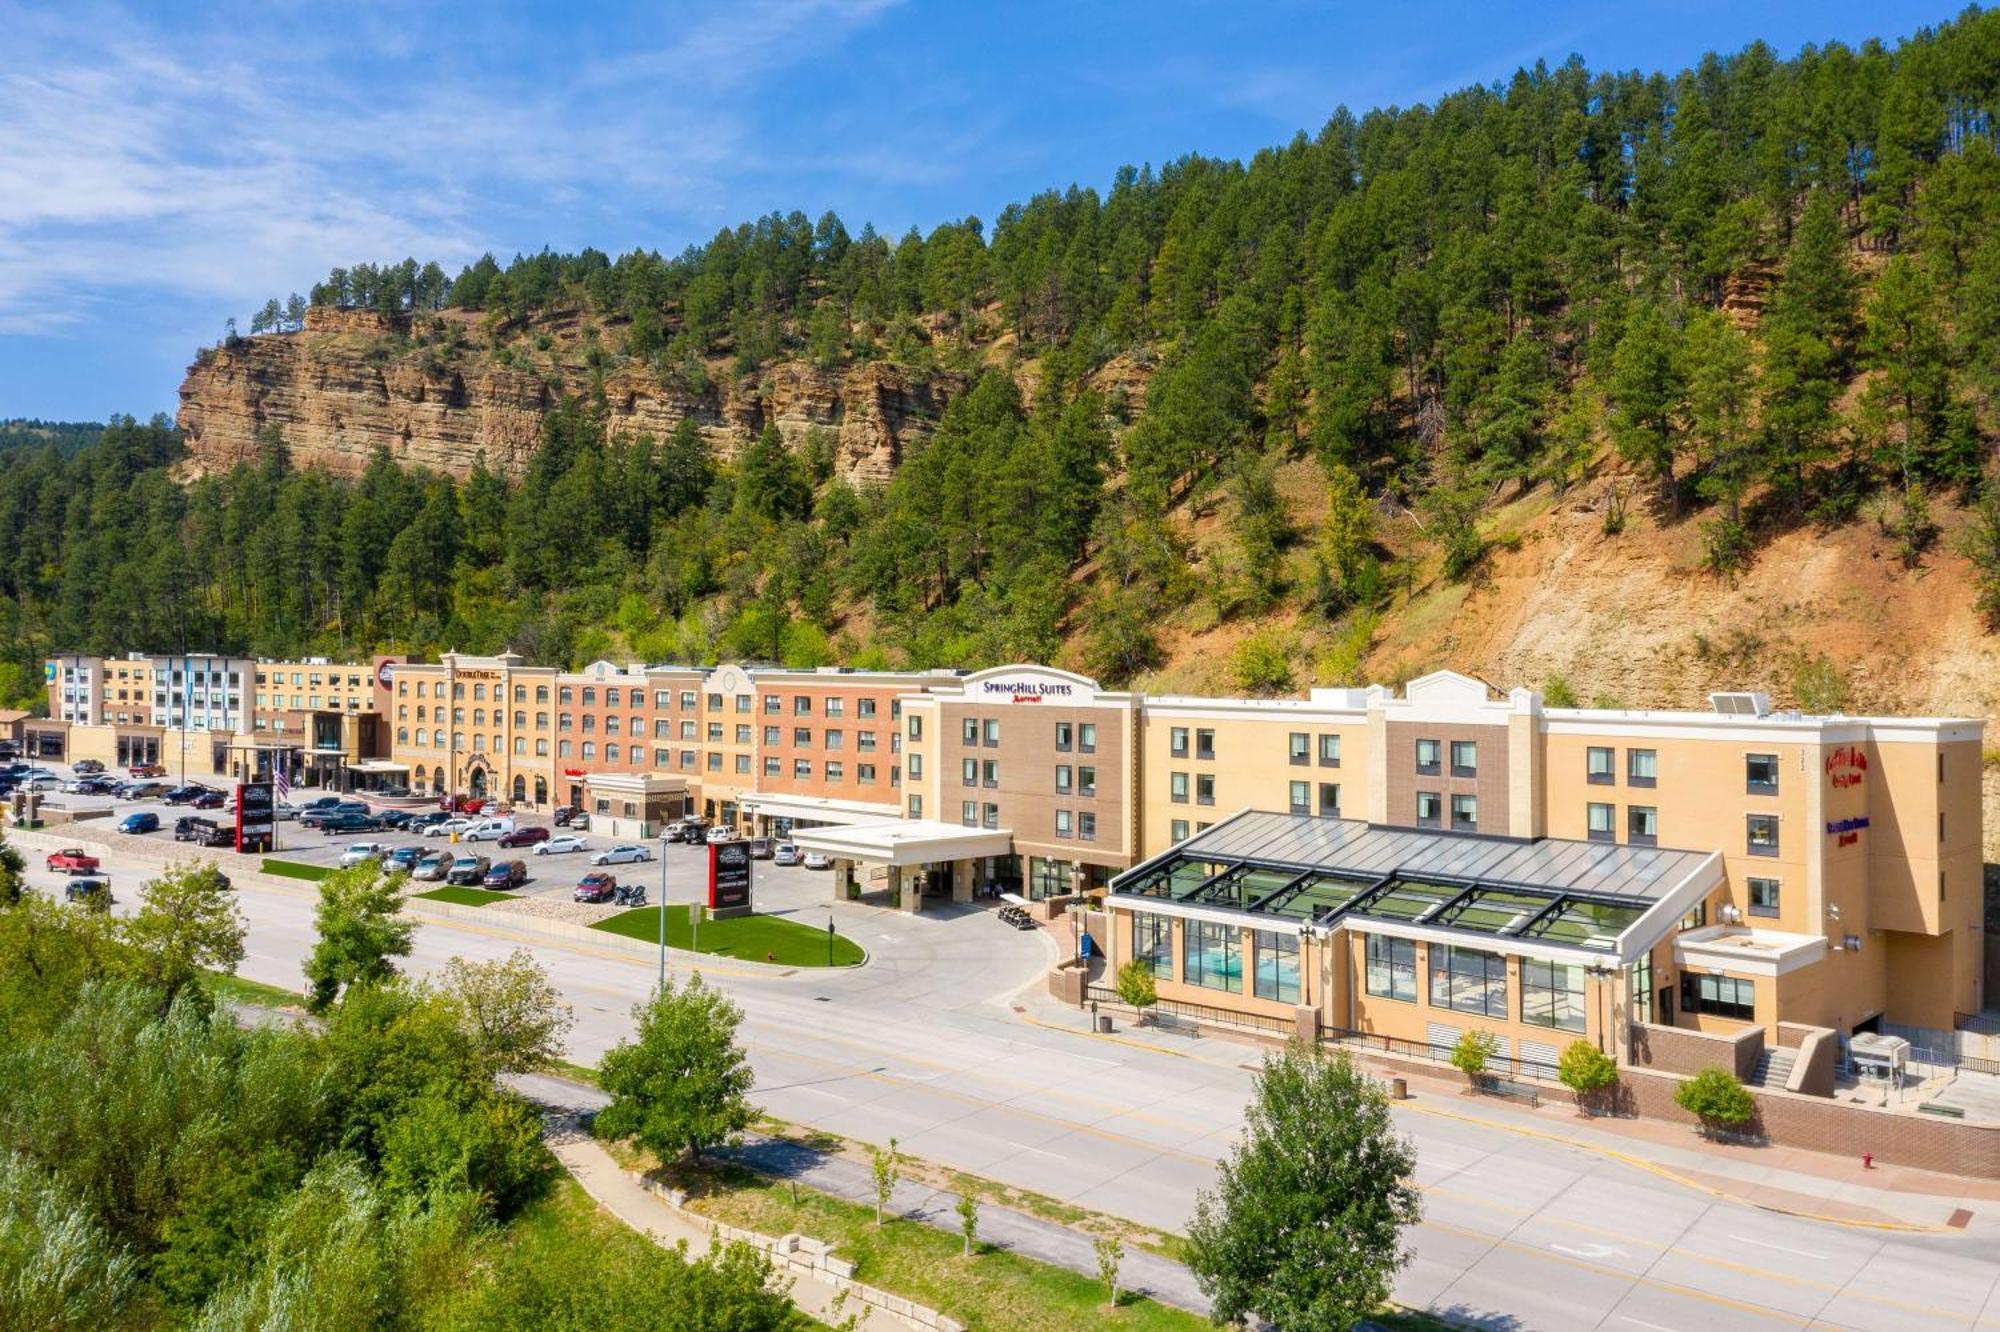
17;760;847;918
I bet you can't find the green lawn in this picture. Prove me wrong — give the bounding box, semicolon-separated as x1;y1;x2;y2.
590;905;863;966
202;969;303;1010
260;858;330;881
682;1163;1205;1331
415;885;514;907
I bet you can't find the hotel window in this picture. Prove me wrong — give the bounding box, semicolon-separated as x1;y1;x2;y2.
605;744;620;762
1450;794;1478;831
604;688;620;707
707;753;721;772
1586;802;1615;842
858;731;877;752
654;691;670;709
826;762;844;782
1748;876;1780;917
1289;732;1310;765
1746;813;1779;857
1171;819;1190;842
1365;935;1417;1002
473;684;487;701
764;695;781;715
513;738;526;755
1055;764;1072;794
794;727;812;747
908;795;923;818
858;763;876;783
1430;944;1507;1017
1171;772;1189;803
794;759;812;779
1289;781;1310;815
579;715;595;734
1253;931;1300;1003
1586;746;1614;784
1745;752;1779;794
603;716;619;735
764;757;780;777
962;757;977;786
1183;921;1242;993
1450;740;1478;777
1629;955;1653;1024
1136;914;1173;978
1193;728;1213;760
1319;734;1340;766
982;803;999;830
763;726;780;746
909;754;923;778
1055;722;1073;751
537;687;550;704
579;742;594;759
580;688;595;706
680;721;696;740
1627;748;1657;787
825;730;843;751
1521;959;1586;1032
908;716;923;741
1078;766;1096;797
962;718;979;744
736;695;751;713
1055;810;1073;838
558;687;574;706
858;698;876;718
793;696;812;716
1681;972;1755;1022
707;722;723;742
962;800;977;826
1415;738;1441;775
1680;901;1707;930
1196;773;1216;806
983;718;1000;745
1079;812;1096;840
1627;805;1658;846
1170;727;1189;758
513;710;526;728
1318;783;1340;816
1415;791;1442;828
735;724;751;744
678;691;693;709
707;693;722;710
535;739;549;755
981;759;998;787
825;698;843;718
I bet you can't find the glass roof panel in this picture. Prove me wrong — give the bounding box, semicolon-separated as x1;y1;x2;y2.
1354;880;1459;922
1525;899;1646;947
1261;873;1374;921
1437;888;1550;935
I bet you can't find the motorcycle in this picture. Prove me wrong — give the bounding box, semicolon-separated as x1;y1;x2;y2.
613;883;648;907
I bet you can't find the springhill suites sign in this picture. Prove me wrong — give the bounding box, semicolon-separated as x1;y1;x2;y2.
979;679;1075;702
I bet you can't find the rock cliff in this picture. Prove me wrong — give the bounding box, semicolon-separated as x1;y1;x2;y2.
176;307;964;484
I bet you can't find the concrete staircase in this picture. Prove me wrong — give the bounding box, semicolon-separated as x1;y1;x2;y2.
1749;1045;1796;1090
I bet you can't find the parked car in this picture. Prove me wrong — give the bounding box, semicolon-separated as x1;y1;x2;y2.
424;817;473;839
162;785;209;805
748;837;773;860
573;872;618;903
118;780;170;800
566;812;590;832
273;801;299;821
499;825;550;849
666;818;707;843
773;843;802;867
409;852;452;882
300;795;342;812
173;816;230;846
705;825;738;844
377;784;411;799
65;878;112;908
534;834;587;856
406;811;449;832
317;812;381;835
72;759;104;774
191;790;226;810
117;812;159;835
440;795;485;814
445;855;492;886
375;808;416;830
21;775;58;792
45;848;100;875
384;845;425;872
338;843;390;868
59;777;92;794
302;801;371;830
461;817;517;843
802;850;832;870
482;859;528;890
128;763;167;778
75;777;117;795
552;805;578;827
591;844;651;866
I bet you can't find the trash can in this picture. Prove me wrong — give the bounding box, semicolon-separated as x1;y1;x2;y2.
1097;1015;1113;1033
1390;1077;1408;1101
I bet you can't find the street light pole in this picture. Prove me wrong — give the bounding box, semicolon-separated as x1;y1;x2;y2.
657;836;669;991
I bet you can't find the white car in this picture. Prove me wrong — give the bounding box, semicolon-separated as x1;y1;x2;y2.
534;834;587;856
424;817;473;838
59;777;92;794
802;850;832;870
338;842;389;868
273;802;299;821
705;825;738;844
591;844;652;866
22;775;58;792
773;843;801;866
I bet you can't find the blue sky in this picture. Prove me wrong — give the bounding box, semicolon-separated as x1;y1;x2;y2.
0;0;1964;421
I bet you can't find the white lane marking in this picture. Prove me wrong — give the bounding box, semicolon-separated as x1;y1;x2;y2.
785;1085;850;1103
1726;1233;1825;1261
1618;1318;1680;1331
1002;1140;1063;1159
1552;1241;1623;1260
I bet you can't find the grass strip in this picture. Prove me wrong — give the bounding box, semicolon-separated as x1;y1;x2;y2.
260;858;329;881
415;885;513;907
589;904;863;967
202;969;303;1010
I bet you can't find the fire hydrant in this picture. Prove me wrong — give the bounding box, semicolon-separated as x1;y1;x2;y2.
1862;1153;1874;1170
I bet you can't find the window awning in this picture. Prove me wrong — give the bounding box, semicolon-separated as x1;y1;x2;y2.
788;820;1014;868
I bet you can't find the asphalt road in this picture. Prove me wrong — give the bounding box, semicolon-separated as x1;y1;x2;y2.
17;766;2000;1330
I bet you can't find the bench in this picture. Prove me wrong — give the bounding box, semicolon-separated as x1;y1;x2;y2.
1916;1101;1966;1119
1474;1074;1541;1108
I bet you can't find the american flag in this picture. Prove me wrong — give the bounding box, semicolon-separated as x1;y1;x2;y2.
273;765;290;800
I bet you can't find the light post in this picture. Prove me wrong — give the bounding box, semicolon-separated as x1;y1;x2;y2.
657;834;670;990
1299;923;1313;1009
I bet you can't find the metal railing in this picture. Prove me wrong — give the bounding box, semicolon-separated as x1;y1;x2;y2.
1319;1027;1560;1084
1084;985;1299;1036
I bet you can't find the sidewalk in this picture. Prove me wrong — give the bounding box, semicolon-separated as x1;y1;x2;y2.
1016;997;1999;1233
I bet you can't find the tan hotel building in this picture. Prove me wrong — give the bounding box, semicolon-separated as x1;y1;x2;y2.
44;653;1986;1041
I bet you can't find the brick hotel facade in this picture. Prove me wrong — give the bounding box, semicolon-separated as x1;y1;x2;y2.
44;656;1987;1041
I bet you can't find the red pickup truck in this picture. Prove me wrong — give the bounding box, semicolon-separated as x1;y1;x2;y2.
46;848;101;875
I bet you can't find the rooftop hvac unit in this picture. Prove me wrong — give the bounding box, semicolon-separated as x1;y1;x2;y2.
1708;691;1773;717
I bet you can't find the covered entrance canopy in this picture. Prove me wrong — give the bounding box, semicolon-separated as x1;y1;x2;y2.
789;819;1013;868
741;794;902;834
1112;809;1721;965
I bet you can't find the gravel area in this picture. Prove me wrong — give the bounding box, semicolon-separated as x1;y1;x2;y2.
484;895;625;926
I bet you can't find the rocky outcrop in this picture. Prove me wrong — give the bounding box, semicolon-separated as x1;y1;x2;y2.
177;307;964;486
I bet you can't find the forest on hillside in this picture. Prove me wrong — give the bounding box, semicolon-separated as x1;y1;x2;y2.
7;11;2000;710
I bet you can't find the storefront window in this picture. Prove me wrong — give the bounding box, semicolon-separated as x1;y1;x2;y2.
1028;857;1068;900
1365;935;1416;1002
1520;958;1586;1032
1252;931;1299;1004
1429;945;1507;1017
1135;913;1173;979
1183;921;1242;993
